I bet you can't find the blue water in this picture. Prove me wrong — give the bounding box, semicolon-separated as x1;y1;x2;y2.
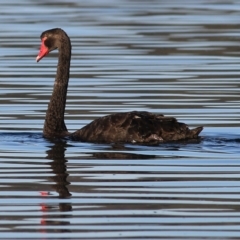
1;0;240;239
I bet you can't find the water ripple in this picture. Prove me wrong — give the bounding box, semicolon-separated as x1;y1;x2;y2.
0;0;240;239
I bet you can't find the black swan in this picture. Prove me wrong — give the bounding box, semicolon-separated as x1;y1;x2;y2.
36;28;203;143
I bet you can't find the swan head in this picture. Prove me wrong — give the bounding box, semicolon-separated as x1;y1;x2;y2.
36;28;69;62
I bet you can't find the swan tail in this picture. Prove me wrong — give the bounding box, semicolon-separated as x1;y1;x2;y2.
187;126;203;138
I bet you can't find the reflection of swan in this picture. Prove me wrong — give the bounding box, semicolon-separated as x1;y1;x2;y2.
36;28;203;144
92;152;156;159
46;141;71;199
40;141;71;233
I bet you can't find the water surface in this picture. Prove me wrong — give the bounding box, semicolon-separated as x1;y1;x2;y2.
0;0;240;239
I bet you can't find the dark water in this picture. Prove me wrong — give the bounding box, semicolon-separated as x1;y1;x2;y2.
1;0;240;239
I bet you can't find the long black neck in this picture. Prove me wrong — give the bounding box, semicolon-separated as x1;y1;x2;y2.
43;38;71;138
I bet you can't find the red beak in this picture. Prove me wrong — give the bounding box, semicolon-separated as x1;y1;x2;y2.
36;39;49;62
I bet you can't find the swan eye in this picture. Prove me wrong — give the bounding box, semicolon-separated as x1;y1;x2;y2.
44;38;54;48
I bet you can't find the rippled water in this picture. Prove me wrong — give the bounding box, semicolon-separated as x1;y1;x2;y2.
1;0;240;239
